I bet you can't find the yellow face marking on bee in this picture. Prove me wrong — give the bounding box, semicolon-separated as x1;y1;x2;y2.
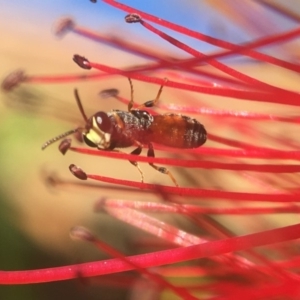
85;117;111;149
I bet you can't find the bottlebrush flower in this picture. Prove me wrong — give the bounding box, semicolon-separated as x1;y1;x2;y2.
2;1;300;299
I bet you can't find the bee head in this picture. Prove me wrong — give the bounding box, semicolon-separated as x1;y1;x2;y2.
42;89;113;151
83;112;112;149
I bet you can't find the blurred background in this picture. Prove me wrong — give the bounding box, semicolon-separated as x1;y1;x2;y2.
1;0;300;299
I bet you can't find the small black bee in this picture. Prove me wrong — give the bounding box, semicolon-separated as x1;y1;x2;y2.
42;79;207;186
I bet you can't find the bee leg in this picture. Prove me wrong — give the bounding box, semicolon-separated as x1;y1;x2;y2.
128;146;144;182
147;142;178;187
110;110;145;181
127;78;135;112
137;78;168;109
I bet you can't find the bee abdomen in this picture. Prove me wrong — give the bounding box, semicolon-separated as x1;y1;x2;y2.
150;114;207;149
183;116;207;148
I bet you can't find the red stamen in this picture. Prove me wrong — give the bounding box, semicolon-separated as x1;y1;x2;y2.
104;0;300;72
70;227;198;300
85;172;300;202
79;56;300;106
69;145;300;173
2;222;300;284
97;198;300;215
126;14;299;95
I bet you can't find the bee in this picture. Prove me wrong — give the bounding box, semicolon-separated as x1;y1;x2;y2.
42;79;207;186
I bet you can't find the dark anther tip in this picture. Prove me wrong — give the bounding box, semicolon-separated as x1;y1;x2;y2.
54;17;75;37
59;139;72;155
99;88;119;98
69;164;88;180
73;54;91;70
90;0;97;3
1;69;26;91
125;13;142;23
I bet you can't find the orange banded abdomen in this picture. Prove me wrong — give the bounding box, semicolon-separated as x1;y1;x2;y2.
148;114;207;148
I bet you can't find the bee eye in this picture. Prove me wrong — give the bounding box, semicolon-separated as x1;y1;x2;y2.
94;112;111;132
83;134;97;148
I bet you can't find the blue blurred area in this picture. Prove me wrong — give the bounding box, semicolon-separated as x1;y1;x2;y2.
0;0;251;53
2;0;299;62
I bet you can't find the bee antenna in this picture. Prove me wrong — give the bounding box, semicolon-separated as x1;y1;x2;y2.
74;88;88;123
41;128;80;150
42;89;87;150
